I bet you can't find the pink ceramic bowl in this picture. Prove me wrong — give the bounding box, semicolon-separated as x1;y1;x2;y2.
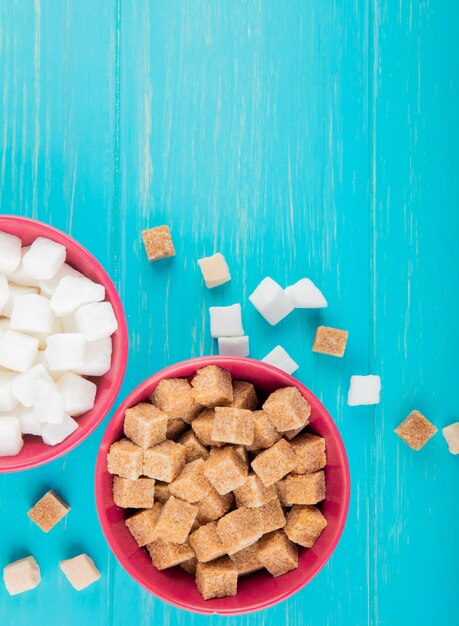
0;215;128;473
95;356;350;615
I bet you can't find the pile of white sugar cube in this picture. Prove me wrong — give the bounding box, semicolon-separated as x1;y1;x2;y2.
0;231;118;456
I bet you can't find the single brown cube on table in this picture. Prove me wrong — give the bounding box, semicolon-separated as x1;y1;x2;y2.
233;472;277;508
189;521;227;563
152;495;198;544
191;365;233;408
169;459;213;503
256;497;286;534
191;409;223;447
212;407;255;446
125;503;162;547
277;471;326;506
142;225;175;261
204;446;248;494
27;490;70;533
312;326;348;357
178;430;210;463
230;380;258;410
394;410;437;450
290;432;326;474
250;438;296;486
112;476;155;509
147;539;194;570
216;507;262;555
123;402;168;449
284;505;327;548
196;488;234;524
166;418;187;440
195;557;238;600
151;378;202;423
142;440;186;482
107;438;143;480
262;387;311;433
229;543;263;576
257;531;298;577
247;410;281;450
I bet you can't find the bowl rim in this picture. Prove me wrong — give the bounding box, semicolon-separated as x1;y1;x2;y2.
94;355;350;615
0;215;129;472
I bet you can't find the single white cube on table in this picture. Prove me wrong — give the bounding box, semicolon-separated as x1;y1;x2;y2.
0;330;39;372
59;554;101;591
249;277;294;325
74;337;112;377
284;278;327;308
442;422;459;454
209;303;244;338
218;336;249;357
262;345;299;375
57;372;97;417
347;375;381;406
72;301;118;341
0;417;23;456
42;414;78;446
50;276;105;317
10;294;55;335
3;556;41;595
0;231;22;274
22;237;66;280
197;253;231;288
45;333;85;371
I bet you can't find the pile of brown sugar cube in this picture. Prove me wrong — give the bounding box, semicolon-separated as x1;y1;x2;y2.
106;364;327;600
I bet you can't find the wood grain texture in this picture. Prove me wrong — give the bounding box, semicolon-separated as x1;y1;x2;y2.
0;1;457;624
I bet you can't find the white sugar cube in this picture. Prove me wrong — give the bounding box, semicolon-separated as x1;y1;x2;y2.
197;253;231;288
442;422;459;454
34;380;65;424
39;262;83;297
218;336;249;357
71;302;118;341
45;333;85;371
0;372;18;412
2;284;39;317
0;330;39;372
74;337;112;376
3;556;41;595
0;231;22;274
347;375;381;406
59;554;100;591
8;248;40;287
10;294;55;335
209;304;244;338
249;277;294;325
42;414;78;446
18;406;43;436
0;274;10;312
0;417;23;456
0;318;10;332
11;364;54;407
57;372;97;417
50;276;105;317
284;278;328;308
32;316;63;350
22;237;66;280
262;345;299;375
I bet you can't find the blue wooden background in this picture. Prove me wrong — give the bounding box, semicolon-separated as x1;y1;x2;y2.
0;1;458;624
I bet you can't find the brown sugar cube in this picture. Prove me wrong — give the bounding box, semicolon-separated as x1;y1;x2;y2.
262;387;311;433
229;543;263;576
212;407;255;446
216;507;263;555
232;444;249;464
153;495;198;544
234;473;277;508
107;438;143;480
142;225;175;261
256;498;286;534
251;438;296;487
204;446;248;495
59;554;100;591
247;410;281;450
154;481;170;503
191;409;223;447
166;418;187;440
112;476;155;509
394;410;438;451
257;531;298;577
180;556;198;574
195;557;238;600
124;402;168;449
189;522;227;562
197;488;234;524
125;503;162;547
285;505;327;548
143;440;186;482
151;378;202;423
27;490;70;533
178;430;209;462
290;433;326;474
231;380;258;410
147;539;194;570
169;459;213;503
312;325;348;357
277;471;326;506
190;365;233;408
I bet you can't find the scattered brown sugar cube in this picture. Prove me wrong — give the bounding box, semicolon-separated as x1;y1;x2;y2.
154;481;170;503
27;490;70;533
180;556;198;574
153;496;198;544
231;380;258;410
394;410;438;450
147;539;194;570
277;471;326;506
190;365;233;408
197;253;231;288
123;402;168;449
255;498;286;534
312;325;348;357
112;476;155;509
151;378;202;423
262;387;311;433
257;531;298;577
166;418;187;440
204;446;248;495
143;440;186;482
197;488;234;524
212;407;255;446
190;522;227;562
125;503;162;546
285;505;327;548
247;410;281;450
229;543;263;576
59;554;101;591
251;438;296;487
107;438;143;480
234;473;277;508
290;433;326;474
142;225;175;261
3;556;41;595
178;430;210;462
169;459;213;503
191;409;223;447
196;557;238;600
216;507;262;554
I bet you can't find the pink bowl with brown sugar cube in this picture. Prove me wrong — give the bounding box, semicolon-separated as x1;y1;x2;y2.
95;356;350;615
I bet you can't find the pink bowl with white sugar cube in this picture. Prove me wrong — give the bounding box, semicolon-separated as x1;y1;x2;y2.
0;216;128;473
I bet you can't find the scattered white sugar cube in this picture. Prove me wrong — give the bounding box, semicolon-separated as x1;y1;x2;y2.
209;304;244;338
3;556;41;595
442;422;459;454
0;417;23;456
45;333;85;371
22;237;66;280
347;375;381;406
57;372;97;417
249;277;294;325
0;372;18;412
262;345;299;375
197;253;231;288
0;330;39;372
34;380;65;424
39;262;83;297
10;294;55;335
284;278;328;308
42;414;78;446
11;364;54;407
218;336;249;357
59;554;100;591
74;337;112;376
0;274;10;312
18;406;43;436
72;302;118;341
50;276;105;317
0;231;22;274
2;284;39;317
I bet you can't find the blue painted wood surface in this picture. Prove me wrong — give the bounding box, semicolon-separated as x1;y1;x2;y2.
0;1;458;624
